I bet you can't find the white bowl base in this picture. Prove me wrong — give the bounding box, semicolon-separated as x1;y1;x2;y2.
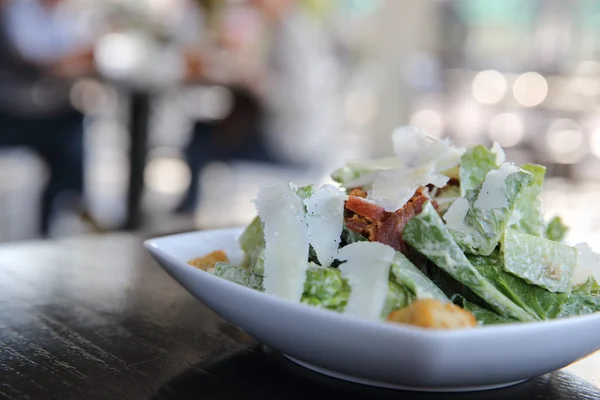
283;354;526;392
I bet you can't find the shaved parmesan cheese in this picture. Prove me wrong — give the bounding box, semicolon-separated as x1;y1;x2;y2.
491;142;506;164
304;184;347;267
392;126;465;172
369;163;449;212
474;163;522;210
572;243;600;286
443;197;470;229
337;242;396;320
254;182;309;302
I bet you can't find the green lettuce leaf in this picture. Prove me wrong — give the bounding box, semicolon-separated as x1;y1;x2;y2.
573;277;600;295
296;184;315;200
239;216;266;275
213;262;264;290
381;279;413;317
502;230;577;293
301;263;350;311
559;295;600;317
434;184;461;214
402;201;536;321
450;166;533;256
468;253;568;320
545;216;569;243
453;295;516;325
330;158;402;188
390;252;450;302
510;164;546;236
341;224;368;246
459;145;500;196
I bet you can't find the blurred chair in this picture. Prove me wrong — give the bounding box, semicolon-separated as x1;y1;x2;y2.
175;86;283;214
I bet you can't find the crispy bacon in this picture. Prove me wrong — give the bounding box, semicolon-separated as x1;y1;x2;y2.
375;188;432;253
344;187;441;255
345;196;388;222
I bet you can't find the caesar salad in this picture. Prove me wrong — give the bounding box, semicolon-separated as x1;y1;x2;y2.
188;127;600;329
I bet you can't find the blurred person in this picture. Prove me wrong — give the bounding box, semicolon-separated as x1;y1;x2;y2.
175;0;280;214
248;0;341;166
0;0;98;236
175;0;341;213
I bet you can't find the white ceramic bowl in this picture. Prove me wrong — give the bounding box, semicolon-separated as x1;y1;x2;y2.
144;227;600;392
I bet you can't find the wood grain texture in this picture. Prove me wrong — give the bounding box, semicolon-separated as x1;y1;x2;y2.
0;234;254;400
1;233;600;400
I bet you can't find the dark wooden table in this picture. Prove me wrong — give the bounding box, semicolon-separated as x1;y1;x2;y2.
1;233;600;399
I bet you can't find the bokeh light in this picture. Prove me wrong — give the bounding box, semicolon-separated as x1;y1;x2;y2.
471;70;507;105
409;109;443;137
546;119;586;163
513;72;548;107
488;113;524;147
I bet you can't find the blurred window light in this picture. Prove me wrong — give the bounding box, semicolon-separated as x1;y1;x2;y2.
409;109;443;138
345;89;378;127
450;99;482;143
546;119;586;163
145;155;191;195
95;33;147;81
574;61;600;76
548;129;583;154
488;113;524;147
590;129;600;158
471;70;507;105
513;72;548;107
570;77;600;97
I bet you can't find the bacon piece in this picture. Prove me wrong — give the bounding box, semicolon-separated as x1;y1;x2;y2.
345;215;380;241
345;214;370;233
344;188;441;255
345;196;388;222
375;188;437;253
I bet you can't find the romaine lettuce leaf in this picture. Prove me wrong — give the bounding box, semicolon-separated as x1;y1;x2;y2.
330;158;403;188
434;184;461;214
510;164;546;236
239;217;266;274
559;295;600;317
447;164;533;255
341;225;367;246
296;184;315;200
453;295;515;325
459;145;500;196
213;262;264;290
301;263;350;311
381;280;413;317
402;201;536;321
468;253;568;320
390;252;450;302
502;230;577;293
545;216;569;242
573;277;600;295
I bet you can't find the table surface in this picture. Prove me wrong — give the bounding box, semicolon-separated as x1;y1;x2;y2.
2;233;600;400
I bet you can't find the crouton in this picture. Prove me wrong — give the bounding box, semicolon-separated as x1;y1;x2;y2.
188;250;229;271
387;299;478;329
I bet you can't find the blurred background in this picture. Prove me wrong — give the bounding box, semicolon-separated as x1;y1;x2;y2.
0;0;599;245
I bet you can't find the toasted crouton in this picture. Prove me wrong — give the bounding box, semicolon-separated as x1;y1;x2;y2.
387;299;477;329
188;250;229;271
